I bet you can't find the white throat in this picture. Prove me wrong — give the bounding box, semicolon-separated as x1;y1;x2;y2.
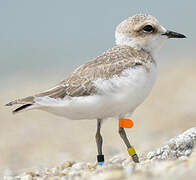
115;32;167;57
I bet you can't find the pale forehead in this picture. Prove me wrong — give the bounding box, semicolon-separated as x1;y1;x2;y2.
116;14;160;33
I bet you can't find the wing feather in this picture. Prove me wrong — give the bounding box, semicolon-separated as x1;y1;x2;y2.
6;45;153;106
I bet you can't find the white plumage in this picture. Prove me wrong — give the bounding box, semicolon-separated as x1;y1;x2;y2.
34;62;157;120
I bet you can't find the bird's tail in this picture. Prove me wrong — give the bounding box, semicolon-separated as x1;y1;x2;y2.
6;85;66;114
5;96;35;114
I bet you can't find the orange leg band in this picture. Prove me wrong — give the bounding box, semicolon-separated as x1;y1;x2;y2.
119;118;134;128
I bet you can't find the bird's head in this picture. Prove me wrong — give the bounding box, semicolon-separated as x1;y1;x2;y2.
115;14;186;56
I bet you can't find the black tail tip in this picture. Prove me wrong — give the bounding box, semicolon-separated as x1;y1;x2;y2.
12;104;32;113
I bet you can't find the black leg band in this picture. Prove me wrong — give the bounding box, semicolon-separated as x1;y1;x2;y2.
97;154;104;165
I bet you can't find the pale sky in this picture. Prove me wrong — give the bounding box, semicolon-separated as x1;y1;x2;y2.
0;0;195;77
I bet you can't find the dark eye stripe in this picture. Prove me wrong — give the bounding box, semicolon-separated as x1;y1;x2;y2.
143;25;154;33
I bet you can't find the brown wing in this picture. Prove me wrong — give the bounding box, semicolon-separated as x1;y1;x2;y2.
6;45;153;106
61;45;153;97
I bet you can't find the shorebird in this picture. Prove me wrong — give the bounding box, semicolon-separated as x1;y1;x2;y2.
6;14;186;165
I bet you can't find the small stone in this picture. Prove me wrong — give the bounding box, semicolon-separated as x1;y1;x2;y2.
50;167;59;176
185;149;192;156
34;169;43;177
61;161;72;169
87;162;96;169
179;156;189;161
3;176;14;180
61;168;70;176
91;169;124;180
147;152;155;159
122;159;131;167
148;128;196;160
109;155;126;164
71;162;88;170
51;176;61;180
20;174;32;180
60;177;67;180
36;177;45;180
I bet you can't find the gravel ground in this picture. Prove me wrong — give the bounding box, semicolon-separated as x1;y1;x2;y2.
3;127;196;180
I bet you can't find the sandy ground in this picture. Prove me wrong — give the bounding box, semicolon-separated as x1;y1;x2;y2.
3;127;196;180
0;59;196;179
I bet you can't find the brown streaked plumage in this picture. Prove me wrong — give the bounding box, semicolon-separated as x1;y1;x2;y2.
6;45;154;107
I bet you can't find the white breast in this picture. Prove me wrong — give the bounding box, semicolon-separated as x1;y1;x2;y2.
35;62;157;120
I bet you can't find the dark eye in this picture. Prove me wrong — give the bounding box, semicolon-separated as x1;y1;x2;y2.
143;25;154;33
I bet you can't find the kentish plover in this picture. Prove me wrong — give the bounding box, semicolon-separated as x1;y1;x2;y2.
6;14;186;164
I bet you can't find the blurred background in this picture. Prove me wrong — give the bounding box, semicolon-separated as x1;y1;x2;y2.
0;0;196;176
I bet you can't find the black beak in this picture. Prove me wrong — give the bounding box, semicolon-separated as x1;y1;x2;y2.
162;30;186;38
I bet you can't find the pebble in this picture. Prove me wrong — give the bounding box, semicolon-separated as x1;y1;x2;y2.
71;162;88;171
20;174;32;180
50;167;60;176
147;127;196;160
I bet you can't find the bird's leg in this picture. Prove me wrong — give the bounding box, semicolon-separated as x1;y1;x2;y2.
119;127;139;163
96;118;104;165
